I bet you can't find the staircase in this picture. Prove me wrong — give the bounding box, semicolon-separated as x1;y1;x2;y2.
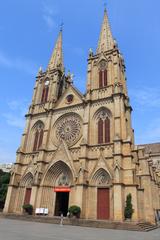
137;222;158;232
1;214;158;232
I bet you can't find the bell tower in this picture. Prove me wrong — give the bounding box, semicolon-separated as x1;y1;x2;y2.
85;8;135;221
30;29;66;112
87;8;133;144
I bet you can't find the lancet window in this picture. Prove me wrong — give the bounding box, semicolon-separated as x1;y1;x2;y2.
99;60;108;88
33;122;44;151
99;69;108;88
97;111;110;144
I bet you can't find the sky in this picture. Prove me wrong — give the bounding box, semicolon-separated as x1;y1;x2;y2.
0;0;160;164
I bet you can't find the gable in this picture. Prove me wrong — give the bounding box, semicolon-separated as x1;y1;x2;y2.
54;85;84;110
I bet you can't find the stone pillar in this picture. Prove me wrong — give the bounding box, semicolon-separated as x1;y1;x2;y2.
30;186;38;211
113;184;123;221
3;185;17;213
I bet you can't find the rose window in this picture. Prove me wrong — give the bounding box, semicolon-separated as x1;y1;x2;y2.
53;114;82;146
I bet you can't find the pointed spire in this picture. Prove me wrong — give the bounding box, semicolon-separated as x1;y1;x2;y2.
97;7;114;54
48;29;64;71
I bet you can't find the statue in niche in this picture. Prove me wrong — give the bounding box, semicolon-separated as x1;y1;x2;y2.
58;174;69;186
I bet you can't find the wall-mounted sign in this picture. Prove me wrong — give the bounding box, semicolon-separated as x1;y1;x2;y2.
54;187;71;192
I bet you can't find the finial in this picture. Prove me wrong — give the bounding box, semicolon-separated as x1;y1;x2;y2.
67;70;74;84
89;48;93;54
89;48;93;57
38;66;43;75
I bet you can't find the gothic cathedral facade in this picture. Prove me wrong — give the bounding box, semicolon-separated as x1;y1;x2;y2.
4;8;160;223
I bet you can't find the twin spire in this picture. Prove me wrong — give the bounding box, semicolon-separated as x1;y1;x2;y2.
48;29;64;71
97;8;114;54
47;7;114;71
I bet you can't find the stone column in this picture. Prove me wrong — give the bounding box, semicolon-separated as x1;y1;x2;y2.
113;184;123;221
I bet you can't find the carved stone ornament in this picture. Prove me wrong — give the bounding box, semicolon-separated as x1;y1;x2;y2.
98;173;109;185
52;113;82;147
97;110;108;121
99;60;107;70
58;174;69;186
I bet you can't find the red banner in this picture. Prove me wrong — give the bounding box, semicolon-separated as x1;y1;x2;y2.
54;187;71;192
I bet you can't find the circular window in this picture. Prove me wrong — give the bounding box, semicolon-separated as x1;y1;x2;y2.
66;94;74;104
52;113;82;147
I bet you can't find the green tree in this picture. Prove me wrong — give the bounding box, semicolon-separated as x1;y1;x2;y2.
124;193;134;220
0;171;10;209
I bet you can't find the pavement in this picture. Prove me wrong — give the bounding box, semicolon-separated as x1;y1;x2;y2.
0;218;160;240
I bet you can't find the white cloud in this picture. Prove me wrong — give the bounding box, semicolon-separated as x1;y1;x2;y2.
42;1;58;31
7;100;28;114
43;15;56;30
130;87;160;108
136;118;160;144
3;100;28;129
42;2;58;16
3;113;25;129
0;51;38;75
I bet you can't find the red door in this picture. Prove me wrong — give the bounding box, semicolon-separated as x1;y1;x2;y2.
24;188;32;205
97;188;110;220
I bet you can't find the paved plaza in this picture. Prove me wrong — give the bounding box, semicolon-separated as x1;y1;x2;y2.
0;219;160;240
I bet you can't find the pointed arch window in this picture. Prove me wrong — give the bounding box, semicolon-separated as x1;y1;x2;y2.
98;116;110;144
99;69;108;88
98;119;103;144
105;118;110;143
41;79;49;103
33;123;44;151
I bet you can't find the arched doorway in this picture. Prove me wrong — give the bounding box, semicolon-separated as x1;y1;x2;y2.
16;172;33;213
54;173;71;216
92;168;111;220
42;161;73;216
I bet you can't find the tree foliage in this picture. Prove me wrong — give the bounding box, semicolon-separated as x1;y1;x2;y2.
0;170;10;209
68;205;81;218
124;193;134;220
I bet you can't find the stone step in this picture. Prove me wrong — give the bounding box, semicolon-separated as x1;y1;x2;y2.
137;222;158;232
1;214;158;232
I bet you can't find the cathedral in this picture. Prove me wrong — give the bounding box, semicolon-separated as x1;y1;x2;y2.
4;8;160;224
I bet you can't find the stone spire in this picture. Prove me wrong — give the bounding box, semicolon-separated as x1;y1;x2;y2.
48;29;64;71
97;7;114;54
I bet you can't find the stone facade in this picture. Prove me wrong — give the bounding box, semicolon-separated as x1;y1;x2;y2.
4;8;160;223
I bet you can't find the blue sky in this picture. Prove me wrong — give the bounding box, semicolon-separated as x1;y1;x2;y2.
0;0;160;163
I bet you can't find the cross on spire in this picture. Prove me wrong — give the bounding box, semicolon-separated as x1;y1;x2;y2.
60;22;64;32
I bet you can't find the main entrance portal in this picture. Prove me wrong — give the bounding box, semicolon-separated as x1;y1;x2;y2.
54;192;69;216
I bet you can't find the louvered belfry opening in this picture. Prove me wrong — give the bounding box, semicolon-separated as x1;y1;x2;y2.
99;69;108;88
41;79;49;103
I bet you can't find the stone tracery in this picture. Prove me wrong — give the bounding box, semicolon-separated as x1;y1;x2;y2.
53;113;82;146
